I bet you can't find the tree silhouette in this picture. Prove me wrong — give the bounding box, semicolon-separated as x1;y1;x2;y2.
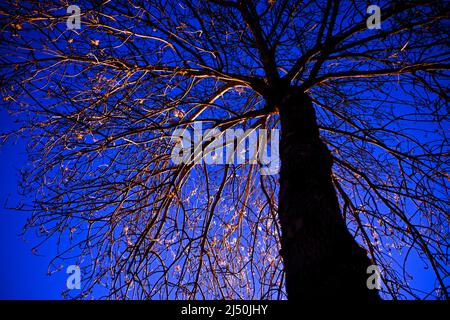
0;0;448;299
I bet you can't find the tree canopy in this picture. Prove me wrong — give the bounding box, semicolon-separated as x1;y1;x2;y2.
0;0;448;299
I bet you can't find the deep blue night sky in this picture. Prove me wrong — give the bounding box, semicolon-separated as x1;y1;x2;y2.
0;110;68;299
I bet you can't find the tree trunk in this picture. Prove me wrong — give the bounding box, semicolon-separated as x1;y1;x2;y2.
277;88;380;300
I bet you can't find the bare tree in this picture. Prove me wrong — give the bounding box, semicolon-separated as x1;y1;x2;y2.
0;0;448;299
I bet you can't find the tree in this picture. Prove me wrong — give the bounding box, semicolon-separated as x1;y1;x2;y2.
0;0;448;299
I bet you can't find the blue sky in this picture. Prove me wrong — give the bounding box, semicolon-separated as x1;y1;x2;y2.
0;110;68;299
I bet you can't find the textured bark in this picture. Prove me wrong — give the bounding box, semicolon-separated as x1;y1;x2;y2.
278;88;380;300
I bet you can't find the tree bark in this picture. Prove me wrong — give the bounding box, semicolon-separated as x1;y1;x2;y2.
277;88;380;300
